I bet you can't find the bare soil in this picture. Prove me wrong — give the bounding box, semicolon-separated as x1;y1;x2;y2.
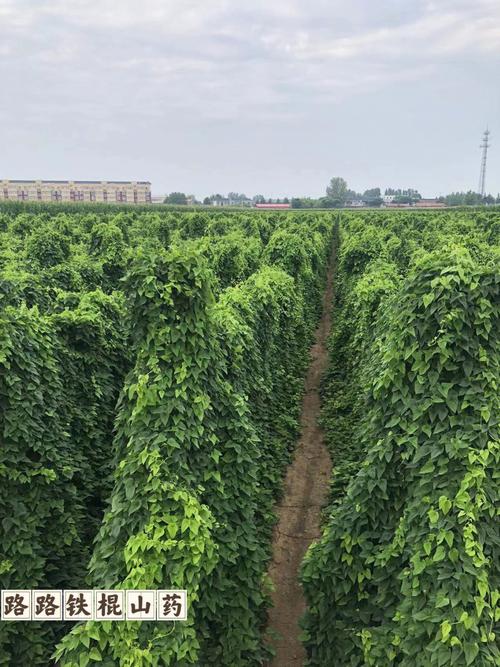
265;249;335;666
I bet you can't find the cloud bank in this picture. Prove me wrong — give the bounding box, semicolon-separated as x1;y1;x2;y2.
1;0;499;196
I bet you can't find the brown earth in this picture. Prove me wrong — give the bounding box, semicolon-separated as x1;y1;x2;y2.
265;247;335;666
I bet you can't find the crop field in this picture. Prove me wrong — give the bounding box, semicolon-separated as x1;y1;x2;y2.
302;209;499;666
0;204;333;666
0;203;498;666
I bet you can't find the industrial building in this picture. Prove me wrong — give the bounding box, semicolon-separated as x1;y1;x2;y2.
0;180;152;204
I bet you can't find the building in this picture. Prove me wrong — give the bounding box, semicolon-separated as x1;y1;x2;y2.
0;180;151;204
212;197;230;207
254;203;291;209
414;198;446;208
228;195;252;206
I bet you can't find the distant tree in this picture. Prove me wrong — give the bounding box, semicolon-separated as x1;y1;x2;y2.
164;192;187;205
203;197;211;206
210;194;224;204
228;192;249;204
361;188;382;207
291;197;316;208
253;195;265;204
363;187;381;198
464;191;480;206
326;177;348;202
318;196;341;208
283;197;290;204
385;188;421;201
443;192;464;206
442;191;493;207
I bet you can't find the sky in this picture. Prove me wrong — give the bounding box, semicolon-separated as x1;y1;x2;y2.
1;0;499;198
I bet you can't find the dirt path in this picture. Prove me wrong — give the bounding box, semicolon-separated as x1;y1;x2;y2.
266;247;335;666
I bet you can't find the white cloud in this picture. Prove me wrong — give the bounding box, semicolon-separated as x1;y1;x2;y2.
258;5;500;62
1;0;497;121
0;0;498;195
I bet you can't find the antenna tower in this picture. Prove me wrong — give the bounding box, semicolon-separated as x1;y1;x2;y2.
478;128;490;197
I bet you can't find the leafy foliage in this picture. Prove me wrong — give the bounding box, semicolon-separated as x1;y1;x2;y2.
0;203;333;665
302;211;500;666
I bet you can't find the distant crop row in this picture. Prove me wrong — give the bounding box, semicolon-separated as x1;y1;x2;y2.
302;209;499;666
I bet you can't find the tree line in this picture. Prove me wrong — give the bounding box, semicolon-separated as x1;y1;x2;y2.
163;180;500;209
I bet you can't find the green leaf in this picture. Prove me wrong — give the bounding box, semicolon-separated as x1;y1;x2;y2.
464;642;479;665
89;647;102;662
441;620;452;642
166;522;178;539
433;546;446;562
428;508;439;524
436;596;450;608
423;293;434;308
438;496;452;515
480;406;490;422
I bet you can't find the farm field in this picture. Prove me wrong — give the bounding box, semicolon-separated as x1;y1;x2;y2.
0;203;333;666
302;209;499;666
0;203;498;666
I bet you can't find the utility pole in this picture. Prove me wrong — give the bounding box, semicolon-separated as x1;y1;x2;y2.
478;129;490;197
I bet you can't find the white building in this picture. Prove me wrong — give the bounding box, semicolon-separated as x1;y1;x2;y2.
212;197;230;207
0;180;151;204
151;195;166;205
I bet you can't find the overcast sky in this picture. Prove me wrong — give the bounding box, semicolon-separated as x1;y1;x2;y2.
1;0;499;198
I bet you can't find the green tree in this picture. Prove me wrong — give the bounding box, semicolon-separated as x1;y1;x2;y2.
345;189;359;200
363;187;381;198
326;177;348;202
164;192;188;205
318;196;341;209
362;188;383;207
464;191;481;206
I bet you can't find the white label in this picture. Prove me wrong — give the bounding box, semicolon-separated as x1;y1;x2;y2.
126;590;156;620
157;590;188;621
1;590;31;621
94;590;125;620
64;590;94;621
33;590;63;621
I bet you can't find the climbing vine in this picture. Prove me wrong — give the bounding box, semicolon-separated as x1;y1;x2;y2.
302;224;499;666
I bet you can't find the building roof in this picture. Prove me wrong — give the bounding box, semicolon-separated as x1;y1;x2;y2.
3;179;151;185
255;203;291;209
